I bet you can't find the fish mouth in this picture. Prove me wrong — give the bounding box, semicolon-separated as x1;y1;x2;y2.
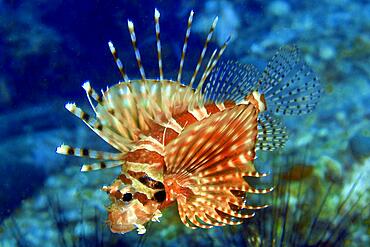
107;199;159;234
107;208;136;234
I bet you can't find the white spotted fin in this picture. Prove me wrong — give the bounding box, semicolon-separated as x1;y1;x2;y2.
164;104;272;228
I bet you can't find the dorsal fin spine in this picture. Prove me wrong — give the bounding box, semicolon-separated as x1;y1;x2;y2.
189;16;218;88
177;10;194;83
82;81;100;114
108;41;129;82
154;9;164;81
196;49;217;95
200;36;231;101
127;20;146;81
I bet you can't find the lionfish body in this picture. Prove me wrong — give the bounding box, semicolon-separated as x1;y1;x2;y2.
57;9;321;234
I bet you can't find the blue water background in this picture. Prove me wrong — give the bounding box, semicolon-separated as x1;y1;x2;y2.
0;0;369;246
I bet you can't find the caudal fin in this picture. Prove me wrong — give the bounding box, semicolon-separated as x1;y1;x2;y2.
258;45;322;115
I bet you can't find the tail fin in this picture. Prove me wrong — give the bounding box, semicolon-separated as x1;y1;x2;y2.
258;45;322;115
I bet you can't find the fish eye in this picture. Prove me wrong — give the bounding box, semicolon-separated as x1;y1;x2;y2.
153;190;166;202
122;192;133;202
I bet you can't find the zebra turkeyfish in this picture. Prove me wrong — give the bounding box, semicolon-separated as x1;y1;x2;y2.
56;9;321;234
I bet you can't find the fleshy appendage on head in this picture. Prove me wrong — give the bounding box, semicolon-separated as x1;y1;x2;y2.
102;180;162;234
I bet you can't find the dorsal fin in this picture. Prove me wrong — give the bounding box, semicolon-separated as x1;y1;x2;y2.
154;9;164;81
177;10;194;83
203;60;260;103
64;103;133;152
108;41;129;82
188;16;218;88
127;20;146;81
164;104;272;227
195;37;231;95
258;45;322;115
58;10;231;175
82;81;102;115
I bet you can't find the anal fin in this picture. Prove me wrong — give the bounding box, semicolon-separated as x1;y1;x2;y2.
256;112;288;151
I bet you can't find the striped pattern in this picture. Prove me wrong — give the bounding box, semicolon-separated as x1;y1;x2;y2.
188;105;209;121
177;10;194;83
96;80;197;139
164;104;271;227
81;161;124;172
204;61;260;104
56;144;124;160
58;10;232;171
130;135;165;156
256;113;288;151
64;102;133;152
198;36;230;89
82;81;102;104
215;102;226;111
127;20;146;81
196;49;218;95
258;45;322;115
154;9;163;81
188;16;218;87
165;104;258;178
108;41;129;82
56;9;322;234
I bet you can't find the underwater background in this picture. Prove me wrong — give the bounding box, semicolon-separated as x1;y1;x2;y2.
0;0;369;246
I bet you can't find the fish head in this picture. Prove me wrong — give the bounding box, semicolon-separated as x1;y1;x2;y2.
102;177;162;234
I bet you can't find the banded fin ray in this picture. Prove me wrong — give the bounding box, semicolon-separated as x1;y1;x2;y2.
256;112;288;151
85;9;230;145
59;9;232;173
259;45;322;115
64;103;133;152
108;41;129;82
81;160;124;172
56;144;125;160
164;104;272;227
82;81;103;113
203;60;260;103
56;145;125;172
127;19;146;81
188;16;218;88
154;9;164;81
177;10;194;83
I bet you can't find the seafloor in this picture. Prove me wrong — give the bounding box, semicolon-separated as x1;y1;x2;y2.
0;0;369;246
